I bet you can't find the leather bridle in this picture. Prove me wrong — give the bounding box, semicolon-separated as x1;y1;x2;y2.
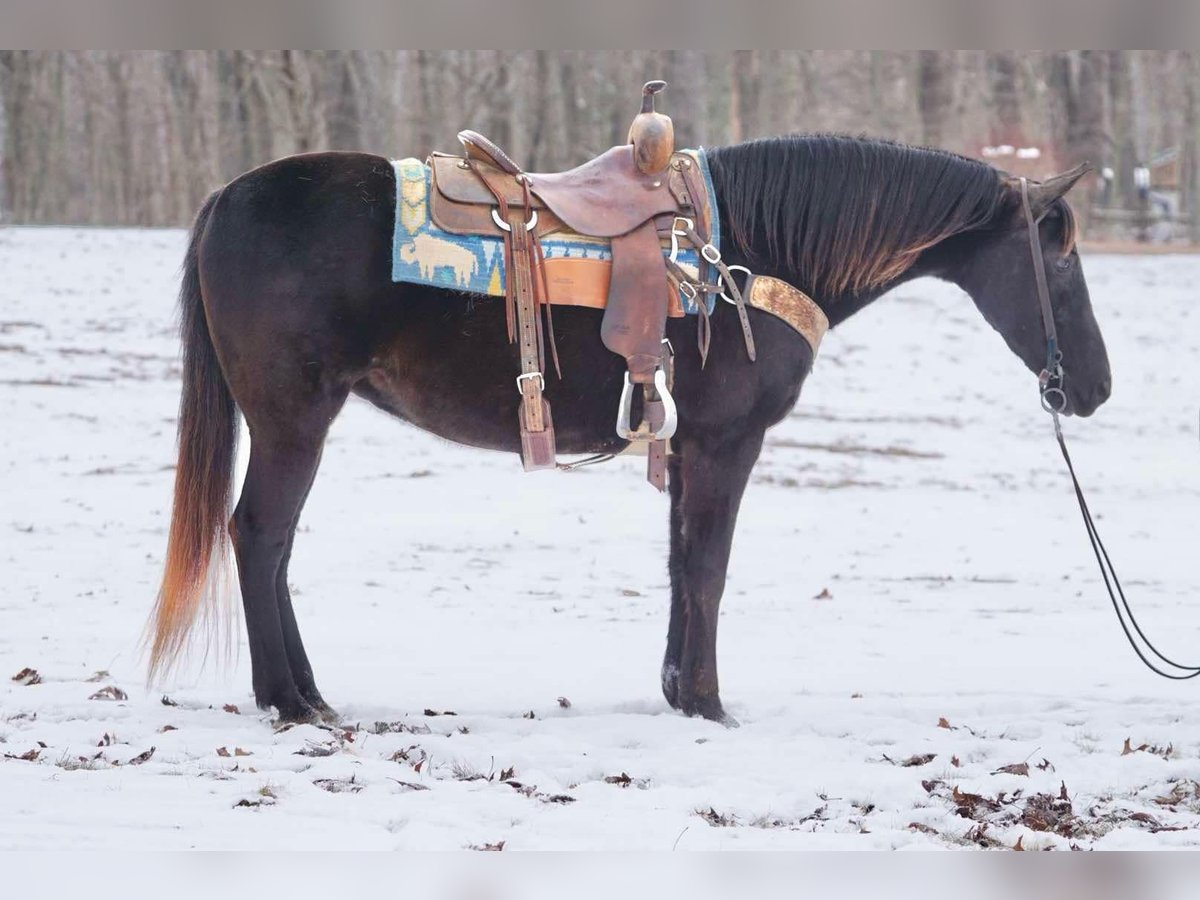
1020;177;1200;679
1020;177;1067;415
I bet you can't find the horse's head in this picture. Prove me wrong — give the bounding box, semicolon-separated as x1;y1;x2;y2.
947;164;1112;417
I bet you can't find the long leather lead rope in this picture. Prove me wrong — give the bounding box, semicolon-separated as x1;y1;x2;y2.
1021;178;1200;679
1053;425;1200;678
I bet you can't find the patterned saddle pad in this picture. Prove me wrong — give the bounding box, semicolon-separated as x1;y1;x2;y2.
389;150;719;317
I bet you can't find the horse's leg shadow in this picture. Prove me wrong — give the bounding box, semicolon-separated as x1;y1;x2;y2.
662;427;765;727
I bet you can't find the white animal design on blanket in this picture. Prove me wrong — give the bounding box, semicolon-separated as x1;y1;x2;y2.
398;233;480;287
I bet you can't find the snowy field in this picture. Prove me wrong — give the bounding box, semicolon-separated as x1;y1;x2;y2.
1;227;1198;851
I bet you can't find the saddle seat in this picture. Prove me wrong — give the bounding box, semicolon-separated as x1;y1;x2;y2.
456;132;683;238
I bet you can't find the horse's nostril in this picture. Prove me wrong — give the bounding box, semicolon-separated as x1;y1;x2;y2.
1080;377;1112;415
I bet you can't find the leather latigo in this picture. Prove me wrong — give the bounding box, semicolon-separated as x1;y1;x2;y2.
674;155;716;287
744;274;829;356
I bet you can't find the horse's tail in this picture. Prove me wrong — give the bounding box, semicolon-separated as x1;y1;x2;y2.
148;189;238;680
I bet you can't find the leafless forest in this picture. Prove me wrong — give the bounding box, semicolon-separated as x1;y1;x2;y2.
1;51;1197;239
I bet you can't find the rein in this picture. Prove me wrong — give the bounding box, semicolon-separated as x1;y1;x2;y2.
1020;177;1200;679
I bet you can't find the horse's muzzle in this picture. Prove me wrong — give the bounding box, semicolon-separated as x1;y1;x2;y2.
1066;376;1112;418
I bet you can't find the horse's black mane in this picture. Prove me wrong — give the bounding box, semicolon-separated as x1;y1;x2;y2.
707;134;1032;299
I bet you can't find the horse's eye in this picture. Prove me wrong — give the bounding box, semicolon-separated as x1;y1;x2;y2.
1054;257;1073;272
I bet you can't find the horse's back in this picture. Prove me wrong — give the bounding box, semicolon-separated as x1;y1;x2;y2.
202;151;396;282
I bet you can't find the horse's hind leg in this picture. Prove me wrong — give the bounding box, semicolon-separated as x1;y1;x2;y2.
661;427;764;726
275;468;337;721
232;409;343;722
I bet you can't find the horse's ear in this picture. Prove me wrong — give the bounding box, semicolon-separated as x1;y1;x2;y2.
1023;163;1093;216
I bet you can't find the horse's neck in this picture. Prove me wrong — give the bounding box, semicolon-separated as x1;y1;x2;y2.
818;257;941;328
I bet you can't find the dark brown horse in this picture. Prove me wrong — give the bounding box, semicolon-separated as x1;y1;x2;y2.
148;135;1111;725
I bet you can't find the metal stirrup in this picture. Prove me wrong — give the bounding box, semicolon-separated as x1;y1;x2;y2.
615;369;677;442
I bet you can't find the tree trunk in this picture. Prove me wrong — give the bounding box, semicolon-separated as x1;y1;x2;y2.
1071;51;1106;172
729;50;760;142
917;51;953;148
413;49;438;156
667;50;707;148
1107;51;1140;209
0;51;11;222
987;52;1022;144
1181;52;1200;242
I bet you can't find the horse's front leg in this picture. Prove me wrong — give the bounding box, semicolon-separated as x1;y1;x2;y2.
661;427;765;725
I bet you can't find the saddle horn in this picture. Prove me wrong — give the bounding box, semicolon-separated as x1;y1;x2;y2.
628;81;674;175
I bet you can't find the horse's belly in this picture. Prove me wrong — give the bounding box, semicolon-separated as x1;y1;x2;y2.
354;362;629;458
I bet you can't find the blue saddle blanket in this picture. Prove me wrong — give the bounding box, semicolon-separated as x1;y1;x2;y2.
390;149;719;316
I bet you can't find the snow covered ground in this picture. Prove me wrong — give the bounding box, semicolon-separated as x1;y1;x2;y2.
1;227;1198;850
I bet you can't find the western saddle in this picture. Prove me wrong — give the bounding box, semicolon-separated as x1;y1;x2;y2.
427;81;824;490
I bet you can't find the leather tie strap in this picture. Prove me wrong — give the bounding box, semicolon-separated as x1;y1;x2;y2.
469;160;556;469
510;211;544;430
680;222;755;362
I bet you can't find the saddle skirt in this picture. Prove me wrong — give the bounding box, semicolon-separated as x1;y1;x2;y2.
389;152;720;318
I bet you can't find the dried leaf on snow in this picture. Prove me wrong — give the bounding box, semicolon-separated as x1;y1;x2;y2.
11;667;41;686
467;841;505;851
88;685;127;701
314;775;363;794
992;762;1030;777
884;753;936;768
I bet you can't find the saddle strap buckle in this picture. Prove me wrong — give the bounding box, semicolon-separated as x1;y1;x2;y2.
669;216;695;263
492;207;538;233
615;368;678;443
516;371;545;394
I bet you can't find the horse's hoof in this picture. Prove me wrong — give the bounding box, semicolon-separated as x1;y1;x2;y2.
271;697;322;725
313;701;341;725
661;662;681;709
678;695;738;727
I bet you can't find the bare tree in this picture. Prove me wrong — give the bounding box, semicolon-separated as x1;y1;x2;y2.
729;50;760;143
987;52;1022;143
0;51;1196;237
1107;50;1140;208
1181;52;1200;242
917;51;954;148
0;51;12;221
